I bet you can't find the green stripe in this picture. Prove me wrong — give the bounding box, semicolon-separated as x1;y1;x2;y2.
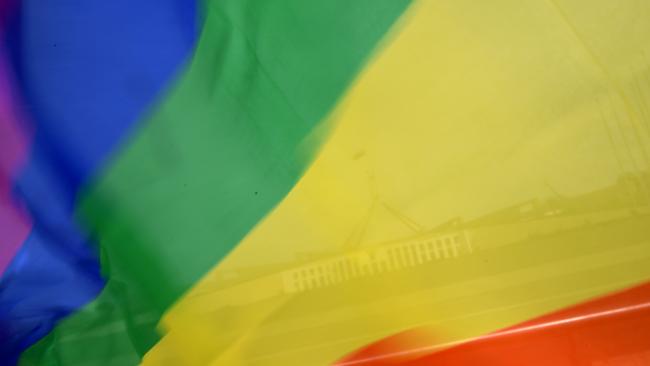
20;0;411;364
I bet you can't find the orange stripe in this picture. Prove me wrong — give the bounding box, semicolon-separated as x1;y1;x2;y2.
337;281;650;365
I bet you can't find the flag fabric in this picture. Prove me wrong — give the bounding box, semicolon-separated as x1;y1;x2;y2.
1;1;650;365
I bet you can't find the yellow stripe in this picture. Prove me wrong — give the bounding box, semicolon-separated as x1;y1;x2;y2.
144;0;650;364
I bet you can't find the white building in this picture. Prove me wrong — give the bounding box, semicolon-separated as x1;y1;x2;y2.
282;230;473;293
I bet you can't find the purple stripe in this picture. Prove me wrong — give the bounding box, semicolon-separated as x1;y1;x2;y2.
0;46;31;275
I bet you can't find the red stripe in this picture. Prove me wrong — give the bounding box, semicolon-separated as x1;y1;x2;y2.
337;281;650;365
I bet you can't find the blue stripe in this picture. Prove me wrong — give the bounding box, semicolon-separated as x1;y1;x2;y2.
0;1;197;362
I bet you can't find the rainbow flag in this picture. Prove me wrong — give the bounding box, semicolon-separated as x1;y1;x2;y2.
1;1;650;365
